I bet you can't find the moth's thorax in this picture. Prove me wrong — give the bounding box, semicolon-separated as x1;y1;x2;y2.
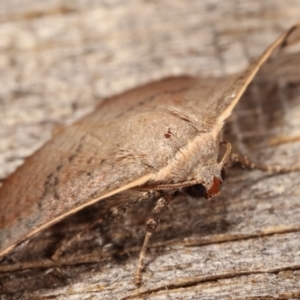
153;132;222;188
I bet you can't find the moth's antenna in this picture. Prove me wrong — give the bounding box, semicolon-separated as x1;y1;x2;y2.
215;22;300;123
219;141;232;167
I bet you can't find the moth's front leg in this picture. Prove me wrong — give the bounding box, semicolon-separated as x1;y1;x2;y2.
229;152;300;174
135;194;173;286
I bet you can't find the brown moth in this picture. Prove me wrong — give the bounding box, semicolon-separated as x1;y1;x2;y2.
0;23;299;285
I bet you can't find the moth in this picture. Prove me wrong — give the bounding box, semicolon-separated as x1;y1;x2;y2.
0;23;299;285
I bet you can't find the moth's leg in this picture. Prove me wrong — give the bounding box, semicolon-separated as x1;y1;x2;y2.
51;195;145;260
135;195;171;286
52;196;150;261
230;153;300;173
51;218;103;260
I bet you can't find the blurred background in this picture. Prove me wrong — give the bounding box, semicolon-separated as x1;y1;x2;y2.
0;0;300;180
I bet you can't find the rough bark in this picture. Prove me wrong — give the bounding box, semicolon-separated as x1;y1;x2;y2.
0;1;300;299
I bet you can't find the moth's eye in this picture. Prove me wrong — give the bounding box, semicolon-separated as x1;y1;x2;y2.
206;177;222;199
221;168;226;181
185;184;207;199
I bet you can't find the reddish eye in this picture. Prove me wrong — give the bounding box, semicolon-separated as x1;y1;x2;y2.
206;177;222;199
185;184;207;198
185;175;223;200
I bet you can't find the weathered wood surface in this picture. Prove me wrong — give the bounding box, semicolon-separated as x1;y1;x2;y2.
0;1;300;299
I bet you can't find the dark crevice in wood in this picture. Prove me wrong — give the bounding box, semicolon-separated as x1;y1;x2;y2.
184;225;300;247
33;265;300;299
0;225;299;273
120;266;300;300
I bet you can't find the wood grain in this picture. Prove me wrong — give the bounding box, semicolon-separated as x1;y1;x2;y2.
0;0;300;299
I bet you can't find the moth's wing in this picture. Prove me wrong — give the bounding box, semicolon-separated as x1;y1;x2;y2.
204;23;300;124
0;77;210;257
0;75;241;258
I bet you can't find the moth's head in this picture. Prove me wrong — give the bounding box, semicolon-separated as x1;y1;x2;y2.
184;168;226;199
183;140;230;200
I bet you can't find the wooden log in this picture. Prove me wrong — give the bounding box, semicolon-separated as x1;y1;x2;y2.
0;0;300;299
